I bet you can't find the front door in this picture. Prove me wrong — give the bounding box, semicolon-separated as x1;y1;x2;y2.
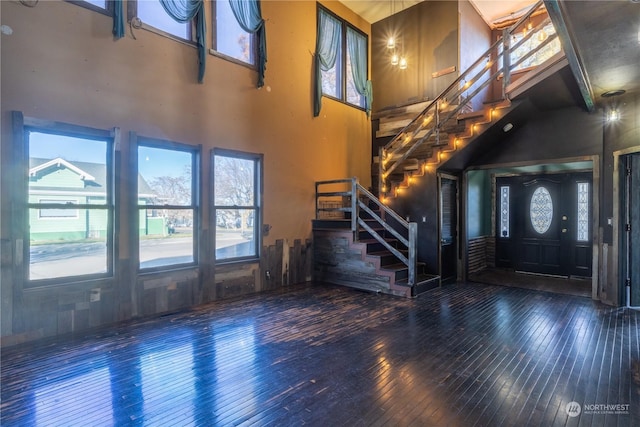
496;172;592;277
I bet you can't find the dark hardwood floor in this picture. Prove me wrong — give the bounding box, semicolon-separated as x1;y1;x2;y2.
1;282;638;426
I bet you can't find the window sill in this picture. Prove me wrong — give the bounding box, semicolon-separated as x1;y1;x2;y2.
25;274;113;291
208;49;257;71
133;22;196;48
66;0;112;17
321;94;366;113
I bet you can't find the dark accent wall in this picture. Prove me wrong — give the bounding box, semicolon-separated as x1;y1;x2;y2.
387;169;440;275
459;0;492;111
371;1;459;110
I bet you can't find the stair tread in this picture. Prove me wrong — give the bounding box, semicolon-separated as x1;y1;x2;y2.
396;273;441;287
368;249;408;256
380;262;409;271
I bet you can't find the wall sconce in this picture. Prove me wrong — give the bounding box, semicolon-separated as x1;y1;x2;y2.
602;89;625;122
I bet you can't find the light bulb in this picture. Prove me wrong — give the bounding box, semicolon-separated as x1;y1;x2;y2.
399;57;408;69
387;37;395;49
391;53;399;66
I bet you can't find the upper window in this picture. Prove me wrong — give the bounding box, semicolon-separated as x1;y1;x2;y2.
317;6;368;109
137;139;199;270
501;22;561;73
212;0;255;66
67;0;113;16
26;127;113;282
129;0;192;40
212;149;262;262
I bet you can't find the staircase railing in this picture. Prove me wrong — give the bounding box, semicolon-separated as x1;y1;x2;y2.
379;0;559;196
316;178;417;285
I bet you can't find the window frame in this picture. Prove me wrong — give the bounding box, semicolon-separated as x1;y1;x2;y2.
134;135;201;273
317;4;368;111
211;148;263;264
127;0;196;44
66;0;114;17
20;116;115;287
210;0;258;69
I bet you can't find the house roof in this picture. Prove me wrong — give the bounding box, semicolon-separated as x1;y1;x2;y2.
29;157;156;196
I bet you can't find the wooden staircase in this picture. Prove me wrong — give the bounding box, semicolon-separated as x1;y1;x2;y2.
373;98;517;198
377;0;558;200
313;180;439;297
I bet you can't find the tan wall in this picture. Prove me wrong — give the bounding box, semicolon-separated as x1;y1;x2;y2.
1;0;371;247
0;0;371;344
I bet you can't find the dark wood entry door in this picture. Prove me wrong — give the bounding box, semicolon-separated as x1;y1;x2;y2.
496;172;592;277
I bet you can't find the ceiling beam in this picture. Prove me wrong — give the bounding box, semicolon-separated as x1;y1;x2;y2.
544;0;595;112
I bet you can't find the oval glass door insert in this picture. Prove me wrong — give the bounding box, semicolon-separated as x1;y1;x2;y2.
530;186;553;234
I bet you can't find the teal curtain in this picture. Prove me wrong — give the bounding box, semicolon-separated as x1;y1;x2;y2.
228;0;267;88
159;0;207;83
113;0;125;39
313;9;341;117
347;27;372;116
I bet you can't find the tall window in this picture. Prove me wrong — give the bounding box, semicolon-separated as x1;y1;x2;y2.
499;185;510;238
316;6;368;110
129;0;192;40
213;150;261;262
137;140;199;270
26;127;113;282
213;0;255;65
577;182;590;242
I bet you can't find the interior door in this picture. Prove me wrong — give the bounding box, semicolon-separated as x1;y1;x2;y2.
496;172;592;278
625;153;640;306
440;176;458;283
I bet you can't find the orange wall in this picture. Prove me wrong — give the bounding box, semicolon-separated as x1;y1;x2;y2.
0;0;371;251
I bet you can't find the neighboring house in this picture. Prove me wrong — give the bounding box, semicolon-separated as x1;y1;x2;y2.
29;157;160;241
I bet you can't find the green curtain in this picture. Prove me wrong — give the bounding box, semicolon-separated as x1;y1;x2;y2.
313;9;341;117
159;0;207;83
347;28;372;116
113;0;125;39
228;0;267;88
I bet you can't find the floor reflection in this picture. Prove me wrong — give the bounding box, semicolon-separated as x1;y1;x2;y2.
35;360;113;426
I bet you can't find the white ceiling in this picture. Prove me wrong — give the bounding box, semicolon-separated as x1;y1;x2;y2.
339;0;537;27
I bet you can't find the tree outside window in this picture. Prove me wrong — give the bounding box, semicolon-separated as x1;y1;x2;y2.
213;150;261;262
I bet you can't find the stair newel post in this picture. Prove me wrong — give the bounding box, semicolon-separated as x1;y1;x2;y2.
378;145;385;198
351;178;358;241
408;222;417;286
315;181;319;219
502;28;511;100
